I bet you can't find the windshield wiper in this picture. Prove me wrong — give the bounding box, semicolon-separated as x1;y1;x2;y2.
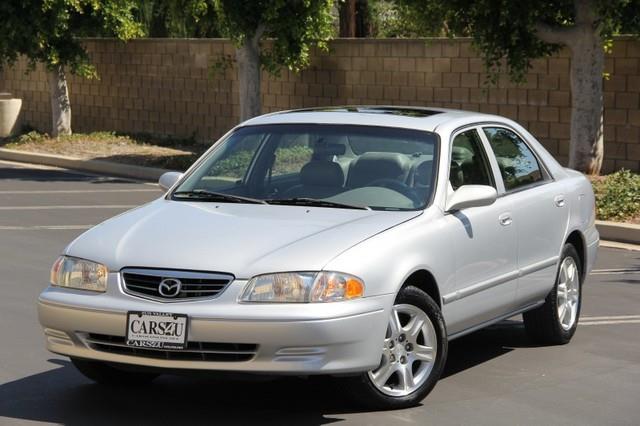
172;190;267;204
265;197;371;210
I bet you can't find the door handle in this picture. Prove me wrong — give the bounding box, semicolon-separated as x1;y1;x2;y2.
499;213;513;226
554;195;566;207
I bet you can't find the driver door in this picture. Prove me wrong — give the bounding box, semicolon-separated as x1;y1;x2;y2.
443;127;519;336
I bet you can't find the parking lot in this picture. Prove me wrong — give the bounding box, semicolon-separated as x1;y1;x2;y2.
0;159;639;425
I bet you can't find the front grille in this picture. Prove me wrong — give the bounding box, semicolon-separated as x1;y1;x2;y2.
84;333;257;362
121;268;234;302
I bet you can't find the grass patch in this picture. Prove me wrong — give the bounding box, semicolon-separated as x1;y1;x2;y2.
592;169;640;223
0;130;206;171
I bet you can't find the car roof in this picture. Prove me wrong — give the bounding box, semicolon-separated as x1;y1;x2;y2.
241;106;508;133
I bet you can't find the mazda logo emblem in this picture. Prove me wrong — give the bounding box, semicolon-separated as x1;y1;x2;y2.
158;278;182;298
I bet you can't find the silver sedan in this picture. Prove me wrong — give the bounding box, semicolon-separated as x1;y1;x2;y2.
38;106;598;409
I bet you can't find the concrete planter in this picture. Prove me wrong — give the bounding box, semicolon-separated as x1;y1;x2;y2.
595;220;640;245
0;93;22;137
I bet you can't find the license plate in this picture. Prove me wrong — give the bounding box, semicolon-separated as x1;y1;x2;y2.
126;311;188;350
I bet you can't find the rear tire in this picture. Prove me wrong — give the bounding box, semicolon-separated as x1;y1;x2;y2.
71;358;158;385
523;243;582;345
342;285;447;410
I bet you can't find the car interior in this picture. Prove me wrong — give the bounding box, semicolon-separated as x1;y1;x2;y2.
264;135;435;209
189;126;439;210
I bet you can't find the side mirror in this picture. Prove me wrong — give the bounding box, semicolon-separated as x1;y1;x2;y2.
158;172;183;192
445;185;497;212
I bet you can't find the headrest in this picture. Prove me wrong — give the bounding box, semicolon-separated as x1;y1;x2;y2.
348;152;411;187
452;146;473;165
312;138;347;160
300;161;345;187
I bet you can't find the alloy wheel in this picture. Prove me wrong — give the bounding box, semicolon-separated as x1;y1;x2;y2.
368;304;437;397
557;257;580;331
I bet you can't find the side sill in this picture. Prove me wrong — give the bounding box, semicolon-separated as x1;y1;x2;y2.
447;300;545;341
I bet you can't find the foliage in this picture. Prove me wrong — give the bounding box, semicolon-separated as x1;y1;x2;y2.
397;0;640;83
212;0;335;73
0;130;203;170
136;0;221;38
368;0;439;38
210;145;313;178
1;130;196;149
592;170;640;222
0;0;144;78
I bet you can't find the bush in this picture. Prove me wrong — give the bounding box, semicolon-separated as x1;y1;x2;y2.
592;170;640;222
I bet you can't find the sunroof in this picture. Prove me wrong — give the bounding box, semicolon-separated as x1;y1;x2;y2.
289;106;443;118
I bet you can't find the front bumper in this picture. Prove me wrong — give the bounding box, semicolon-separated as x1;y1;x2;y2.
38;274;392;374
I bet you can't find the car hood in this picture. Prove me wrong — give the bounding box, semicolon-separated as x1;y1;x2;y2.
65;199;422;278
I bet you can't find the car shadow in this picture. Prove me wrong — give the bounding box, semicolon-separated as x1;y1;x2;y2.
0;320;537;425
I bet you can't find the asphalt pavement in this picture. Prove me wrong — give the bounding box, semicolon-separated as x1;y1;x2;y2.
0;160;639;425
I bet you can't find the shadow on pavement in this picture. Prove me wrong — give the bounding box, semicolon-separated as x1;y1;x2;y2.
0;166;138;184
0;322;535;425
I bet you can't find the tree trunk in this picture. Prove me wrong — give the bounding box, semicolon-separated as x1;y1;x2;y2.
339;0;357;37
567;29;604;174
48;65;72;137
235;27;264;122
535;0;604;174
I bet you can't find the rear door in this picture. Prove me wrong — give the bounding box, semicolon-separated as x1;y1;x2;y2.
481;126;569;306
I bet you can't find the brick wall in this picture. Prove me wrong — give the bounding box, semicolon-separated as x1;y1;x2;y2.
1;37;639;172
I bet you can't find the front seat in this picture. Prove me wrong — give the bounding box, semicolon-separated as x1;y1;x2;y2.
347;152;412;188
281;161;345;199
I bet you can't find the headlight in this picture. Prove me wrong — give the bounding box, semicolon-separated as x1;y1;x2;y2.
240;271;364;303
50;256;108;293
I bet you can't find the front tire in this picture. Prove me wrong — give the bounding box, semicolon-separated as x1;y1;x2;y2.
71;358;159;385
343;285;447;410
523;243;582;345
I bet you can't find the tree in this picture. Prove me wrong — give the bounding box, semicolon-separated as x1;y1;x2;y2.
339;0;371;37
399;0;640;174
212;0;334;121
136;0;221;38
0;1;143;136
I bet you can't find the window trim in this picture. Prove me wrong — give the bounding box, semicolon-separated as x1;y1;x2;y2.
448;126;498;191
479;123;554;195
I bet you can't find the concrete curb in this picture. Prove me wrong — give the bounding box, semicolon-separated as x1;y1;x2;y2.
596;220;640;245
0;148;173;182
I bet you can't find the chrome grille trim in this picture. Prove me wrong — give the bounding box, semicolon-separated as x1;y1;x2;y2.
82;333;257;362
121;268;234;302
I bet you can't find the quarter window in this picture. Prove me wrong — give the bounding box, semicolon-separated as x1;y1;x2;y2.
449;129;494;190
483;127;544;191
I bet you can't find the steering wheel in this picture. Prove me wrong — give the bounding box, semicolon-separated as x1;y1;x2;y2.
367;178;422;205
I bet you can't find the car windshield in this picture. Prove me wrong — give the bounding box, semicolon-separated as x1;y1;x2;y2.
172;124;439;211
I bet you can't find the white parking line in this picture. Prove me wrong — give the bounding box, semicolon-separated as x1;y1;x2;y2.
0;225;93;230
581;315;640;321
580;319;640;326
0;205;136;210
579;315;640;326
0;189;159;194
591;268;640;275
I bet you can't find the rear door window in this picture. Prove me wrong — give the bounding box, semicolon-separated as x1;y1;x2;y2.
483;127;544;191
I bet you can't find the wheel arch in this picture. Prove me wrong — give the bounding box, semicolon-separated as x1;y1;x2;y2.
401;269;442;308
565;229;586;280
